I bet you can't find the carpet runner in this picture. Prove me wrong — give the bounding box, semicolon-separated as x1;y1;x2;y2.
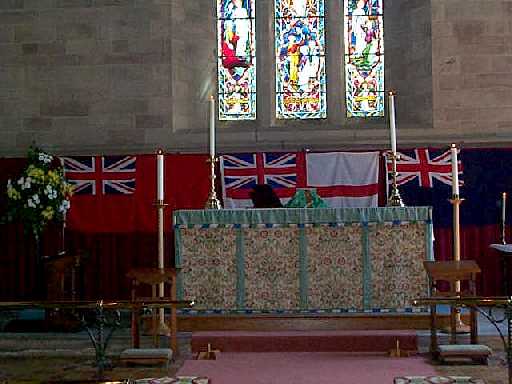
178;352;436;384
191;330;417;353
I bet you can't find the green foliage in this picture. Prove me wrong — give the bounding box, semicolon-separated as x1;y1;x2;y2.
4;146;73;239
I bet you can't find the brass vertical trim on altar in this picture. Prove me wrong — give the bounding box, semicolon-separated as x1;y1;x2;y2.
299;225;308;309
235;226;245;309
361;222;372;309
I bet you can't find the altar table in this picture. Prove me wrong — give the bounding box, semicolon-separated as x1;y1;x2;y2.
174;207;433;313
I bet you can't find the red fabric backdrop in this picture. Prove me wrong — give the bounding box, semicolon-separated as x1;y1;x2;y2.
0;153;506;300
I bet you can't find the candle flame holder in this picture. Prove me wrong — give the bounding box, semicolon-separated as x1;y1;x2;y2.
205;156;222;209
386;152;405;207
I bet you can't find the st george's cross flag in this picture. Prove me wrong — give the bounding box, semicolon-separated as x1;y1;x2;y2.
306;151;380;207
220;152;305;208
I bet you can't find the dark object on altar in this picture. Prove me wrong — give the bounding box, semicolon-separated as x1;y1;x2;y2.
250;184;283;208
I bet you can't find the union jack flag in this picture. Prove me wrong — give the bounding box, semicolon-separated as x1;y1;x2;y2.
62;156;136;195
221;152;304;207
386;148;463;188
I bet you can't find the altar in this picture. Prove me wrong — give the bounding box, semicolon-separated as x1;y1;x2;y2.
174;207;433;313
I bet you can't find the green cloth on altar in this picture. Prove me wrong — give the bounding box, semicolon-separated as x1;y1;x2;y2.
173;206;432;226
284;188;328;208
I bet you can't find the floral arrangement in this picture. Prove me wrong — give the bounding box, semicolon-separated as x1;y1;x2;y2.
5;147;73;239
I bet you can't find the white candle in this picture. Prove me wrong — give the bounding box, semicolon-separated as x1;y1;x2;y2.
209;95;215;157
157;150;164;201
450;144;459;196
503;192;507;224
388;92;397;154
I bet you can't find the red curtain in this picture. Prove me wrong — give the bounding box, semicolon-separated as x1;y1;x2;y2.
0;154;507;300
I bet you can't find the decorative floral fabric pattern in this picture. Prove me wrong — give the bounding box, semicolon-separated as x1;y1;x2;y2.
244;228;300;309
180;228;238;309
369;222;428;308
307;225;364;309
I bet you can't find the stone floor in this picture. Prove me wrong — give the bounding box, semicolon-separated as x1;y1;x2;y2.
0;307;509;383
0;331;508;383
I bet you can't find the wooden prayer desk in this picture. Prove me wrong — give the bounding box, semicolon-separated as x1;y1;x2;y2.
44;251;86;301
490;244;512;296
423;260;481;353
126;268;178;352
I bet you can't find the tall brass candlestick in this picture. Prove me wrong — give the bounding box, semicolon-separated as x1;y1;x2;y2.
449;194;468;333
386;151;405;207
205;156;222;209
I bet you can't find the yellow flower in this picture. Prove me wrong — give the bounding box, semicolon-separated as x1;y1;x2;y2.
27;165;44;180
41;206;54;220
7;187;21;200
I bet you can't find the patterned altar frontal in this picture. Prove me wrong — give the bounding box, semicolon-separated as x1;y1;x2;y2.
174;207;433;313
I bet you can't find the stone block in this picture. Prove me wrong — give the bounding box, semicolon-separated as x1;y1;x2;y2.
14;22;56;43
144;127;172;144
65;39;106;56
23;0;56;9
90;98;148;115
445;0;504;19
0;66;24;88
150;5;170;39
453;20;485;44
41;98;89;117
106;128;145;145
0;0;24;9
0;25;14;42
56;0;93;8
93;0;134;6
22;43;38;55
0;10;36;24
111;65;169;97
56;22;97;40
47;54;80;66
106;6;152;40
112;39;129;53
89;113;133;130
136;114;164;129
23;117;53;130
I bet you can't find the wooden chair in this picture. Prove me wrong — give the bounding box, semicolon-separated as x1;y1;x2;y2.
125;268;178;353
423;260;491;364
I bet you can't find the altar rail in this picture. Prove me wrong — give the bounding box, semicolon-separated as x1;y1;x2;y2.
174;207;434;313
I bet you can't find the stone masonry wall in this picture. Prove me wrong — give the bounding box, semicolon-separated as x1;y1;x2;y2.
431;0;512;145
0;0;434;156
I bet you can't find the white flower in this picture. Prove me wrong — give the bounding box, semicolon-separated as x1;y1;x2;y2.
27;198;36;208
32;194;40;205
59;200;71;213
38;152;53;164
17;177;24;185
7;179;12;190
44;185;54;196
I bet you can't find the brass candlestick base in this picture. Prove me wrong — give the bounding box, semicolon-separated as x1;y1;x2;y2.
205;156;222;210
386;152;405;207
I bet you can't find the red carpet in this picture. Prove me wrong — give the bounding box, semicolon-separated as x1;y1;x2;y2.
178;352;436;384
191;330;417;353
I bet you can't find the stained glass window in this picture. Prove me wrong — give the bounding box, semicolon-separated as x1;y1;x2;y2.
217;0;256;120
344;0;384;117
275;0;326;119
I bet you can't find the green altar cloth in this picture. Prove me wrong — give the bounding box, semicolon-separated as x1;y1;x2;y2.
174;207;433;313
